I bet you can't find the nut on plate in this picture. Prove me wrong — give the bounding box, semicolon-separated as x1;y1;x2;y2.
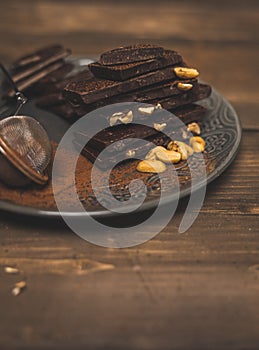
138;106;155;115
145;145;181;164
174;67;199;79
154;148;181;164
153;122;166;132
167;140;194;160
145;146;165;161
125;149;136;158
187;122;201;135
190;136;205;152
137;159;166;173
109;110;133;126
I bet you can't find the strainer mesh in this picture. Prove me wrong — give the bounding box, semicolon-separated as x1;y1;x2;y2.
0;116;52;174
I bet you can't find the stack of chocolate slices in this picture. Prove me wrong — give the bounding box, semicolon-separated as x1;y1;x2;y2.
62;45;211;169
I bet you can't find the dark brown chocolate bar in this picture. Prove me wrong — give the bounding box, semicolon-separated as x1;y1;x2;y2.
77;132;171;169
34;62;74;85
74;105;206;170
38;83;210;126
37;77;194;108
8;61;65;97
74;133;168;169
32;67;93;96
74;104;205;155
10;47;71;84
148;83;211;110
36;92;65;107
130;79;197;101
64;66;185;106
89;50;183;81
64;82;210;119
11;44;65;70
99;44;164;65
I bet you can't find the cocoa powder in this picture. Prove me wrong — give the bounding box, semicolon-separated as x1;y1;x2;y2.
0;142;214;214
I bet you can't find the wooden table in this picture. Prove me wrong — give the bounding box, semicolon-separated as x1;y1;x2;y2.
0;1;259;349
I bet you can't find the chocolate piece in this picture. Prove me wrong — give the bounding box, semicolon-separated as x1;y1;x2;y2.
13;61;65;95
36;92;65;107
37;77;194;108
39;83;210;126
10;47;71;84
89;50;183;80
11;44;66;71
47;103;78;121
49;103;78;122
129;79;197;101
76;124;159;154
99;44;164;65
74;123;193;170
34;62;74;85
74;104;206;155
63;83;209;120
64;66;185;106
26;62;74;96
148;83;211;110
33;67;93;96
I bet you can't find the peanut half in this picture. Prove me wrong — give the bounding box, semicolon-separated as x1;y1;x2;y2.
145;146;165;161
155;148;181;164
167;141;194;160
137;159;166;173
174;67;199;79
177;82;193;91
109;110;133;126
190;136;205;153
138;106;155;115
187;122;201;135
145;146;181;163
153;122;167;132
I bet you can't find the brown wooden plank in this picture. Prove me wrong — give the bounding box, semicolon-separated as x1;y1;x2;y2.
0;212;259;349
1;1;259;43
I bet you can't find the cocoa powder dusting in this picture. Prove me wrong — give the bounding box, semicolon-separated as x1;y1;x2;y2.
0;142;214;213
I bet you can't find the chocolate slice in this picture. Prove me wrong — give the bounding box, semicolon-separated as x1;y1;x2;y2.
129;79;197;101
11;47;71;84
34;62;74;85
147;83;211;110
99;44;164;65
64;66;187;106
89;50;183;81
32;67;93;96
39;83;210;125
74;104;206;155
37;77;194;108
76;112;204;170
64;82;210;120
11;44;66;71
8;61;65;97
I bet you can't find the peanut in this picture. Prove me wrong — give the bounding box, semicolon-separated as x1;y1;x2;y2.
174;67;199;79
137;159;166;173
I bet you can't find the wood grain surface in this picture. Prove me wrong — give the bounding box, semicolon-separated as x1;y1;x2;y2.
0;1;259;349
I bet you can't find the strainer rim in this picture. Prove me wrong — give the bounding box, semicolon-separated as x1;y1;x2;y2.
0;136;49;185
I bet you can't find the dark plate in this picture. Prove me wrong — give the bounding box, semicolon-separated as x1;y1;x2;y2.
0;59;242;218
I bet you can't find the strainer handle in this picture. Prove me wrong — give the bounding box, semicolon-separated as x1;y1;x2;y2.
0;63;27;115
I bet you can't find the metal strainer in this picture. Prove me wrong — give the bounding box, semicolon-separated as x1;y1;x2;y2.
0;63;52;187
0;115;52;186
